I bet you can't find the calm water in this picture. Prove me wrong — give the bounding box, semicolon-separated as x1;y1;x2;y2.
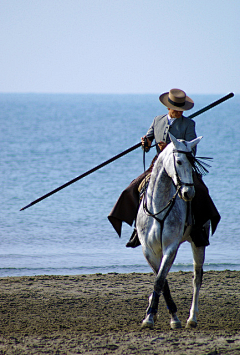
0;93;239;277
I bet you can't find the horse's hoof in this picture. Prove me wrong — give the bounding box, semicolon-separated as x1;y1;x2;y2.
141;314;155;329
170;320;182;329
186;320;197;328
170;314;182;329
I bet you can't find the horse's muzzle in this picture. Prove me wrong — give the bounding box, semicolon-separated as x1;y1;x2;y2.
179;185;195;202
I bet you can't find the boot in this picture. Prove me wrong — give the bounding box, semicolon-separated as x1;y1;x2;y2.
126;228;141;248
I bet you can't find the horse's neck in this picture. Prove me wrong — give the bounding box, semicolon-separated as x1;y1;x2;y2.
148;155;174;210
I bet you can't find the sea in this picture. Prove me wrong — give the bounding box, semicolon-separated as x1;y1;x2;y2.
0;93;239;277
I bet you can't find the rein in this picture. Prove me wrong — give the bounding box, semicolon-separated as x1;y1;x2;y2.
141;144;211;247
141;147;186;246
143;185;181;231
141;143;212;241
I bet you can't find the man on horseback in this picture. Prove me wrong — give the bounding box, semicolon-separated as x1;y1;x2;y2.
108;88;220;248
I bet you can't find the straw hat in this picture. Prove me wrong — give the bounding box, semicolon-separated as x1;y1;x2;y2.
159;88;194;111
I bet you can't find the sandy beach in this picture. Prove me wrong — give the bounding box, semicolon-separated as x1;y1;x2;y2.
0;270;239;354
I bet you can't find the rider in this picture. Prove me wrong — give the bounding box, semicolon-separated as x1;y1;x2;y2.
142;88;196;155
108;89;220;248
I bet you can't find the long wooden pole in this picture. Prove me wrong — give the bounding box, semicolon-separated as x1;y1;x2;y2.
20;92;234;211
187;92;234;119
20;142;141;211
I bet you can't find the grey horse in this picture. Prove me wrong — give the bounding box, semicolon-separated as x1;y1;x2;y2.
137;133;208;329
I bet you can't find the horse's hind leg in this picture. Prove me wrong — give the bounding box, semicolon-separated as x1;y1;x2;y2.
186;243;205;328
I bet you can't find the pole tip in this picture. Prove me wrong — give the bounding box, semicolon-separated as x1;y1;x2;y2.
20;203;31;211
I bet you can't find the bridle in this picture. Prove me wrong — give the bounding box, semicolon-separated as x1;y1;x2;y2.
141;141;212;246
143;149;193;223
172;149;195;188
142;148;195;246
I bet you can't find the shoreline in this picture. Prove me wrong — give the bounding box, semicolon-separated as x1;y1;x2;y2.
1;263;240;279
0;270;240;354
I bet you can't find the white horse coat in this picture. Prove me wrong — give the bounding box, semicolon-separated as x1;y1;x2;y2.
137;133;207;329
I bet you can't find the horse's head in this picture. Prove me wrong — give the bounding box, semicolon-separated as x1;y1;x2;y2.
164;133;202;202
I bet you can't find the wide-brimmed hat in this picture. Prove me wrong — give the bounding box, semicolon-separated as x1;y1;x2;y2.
159;88;194;111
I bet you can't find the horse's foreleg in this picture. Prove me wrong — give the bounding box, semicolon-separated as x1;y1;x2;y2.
163;279;182;329
186;243;205;328
141;251;161;329
142;248;177;329
141;291;159;329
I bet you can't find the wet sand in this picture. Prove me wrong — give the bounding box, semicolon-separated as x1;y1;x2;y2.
0;270;240;354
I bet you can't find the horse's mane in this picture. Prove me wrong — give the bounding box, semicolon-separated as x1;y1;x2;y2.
161;140;212;176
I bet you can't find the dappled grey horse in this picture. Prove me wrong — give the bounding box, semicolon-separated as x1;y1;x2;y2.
137;133;208;329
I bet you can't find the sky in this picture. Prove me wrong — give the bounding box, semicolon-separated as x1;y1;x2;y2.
0;0;239;94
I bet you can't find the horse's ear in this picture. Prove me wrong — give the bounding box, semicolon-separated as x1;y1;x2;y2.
168;132;178;146
189;136;203;149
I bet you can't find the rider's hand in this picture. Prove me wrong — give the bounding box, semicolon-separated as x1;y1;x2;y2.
158;141;168;151
141;136;151;152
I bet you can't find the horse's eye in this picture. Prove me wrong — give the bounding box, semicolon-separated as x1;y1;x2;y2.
177;160;182;165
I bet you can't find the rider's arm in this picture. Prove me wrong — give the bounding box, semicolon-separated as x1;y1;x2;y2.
141;118;155;152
